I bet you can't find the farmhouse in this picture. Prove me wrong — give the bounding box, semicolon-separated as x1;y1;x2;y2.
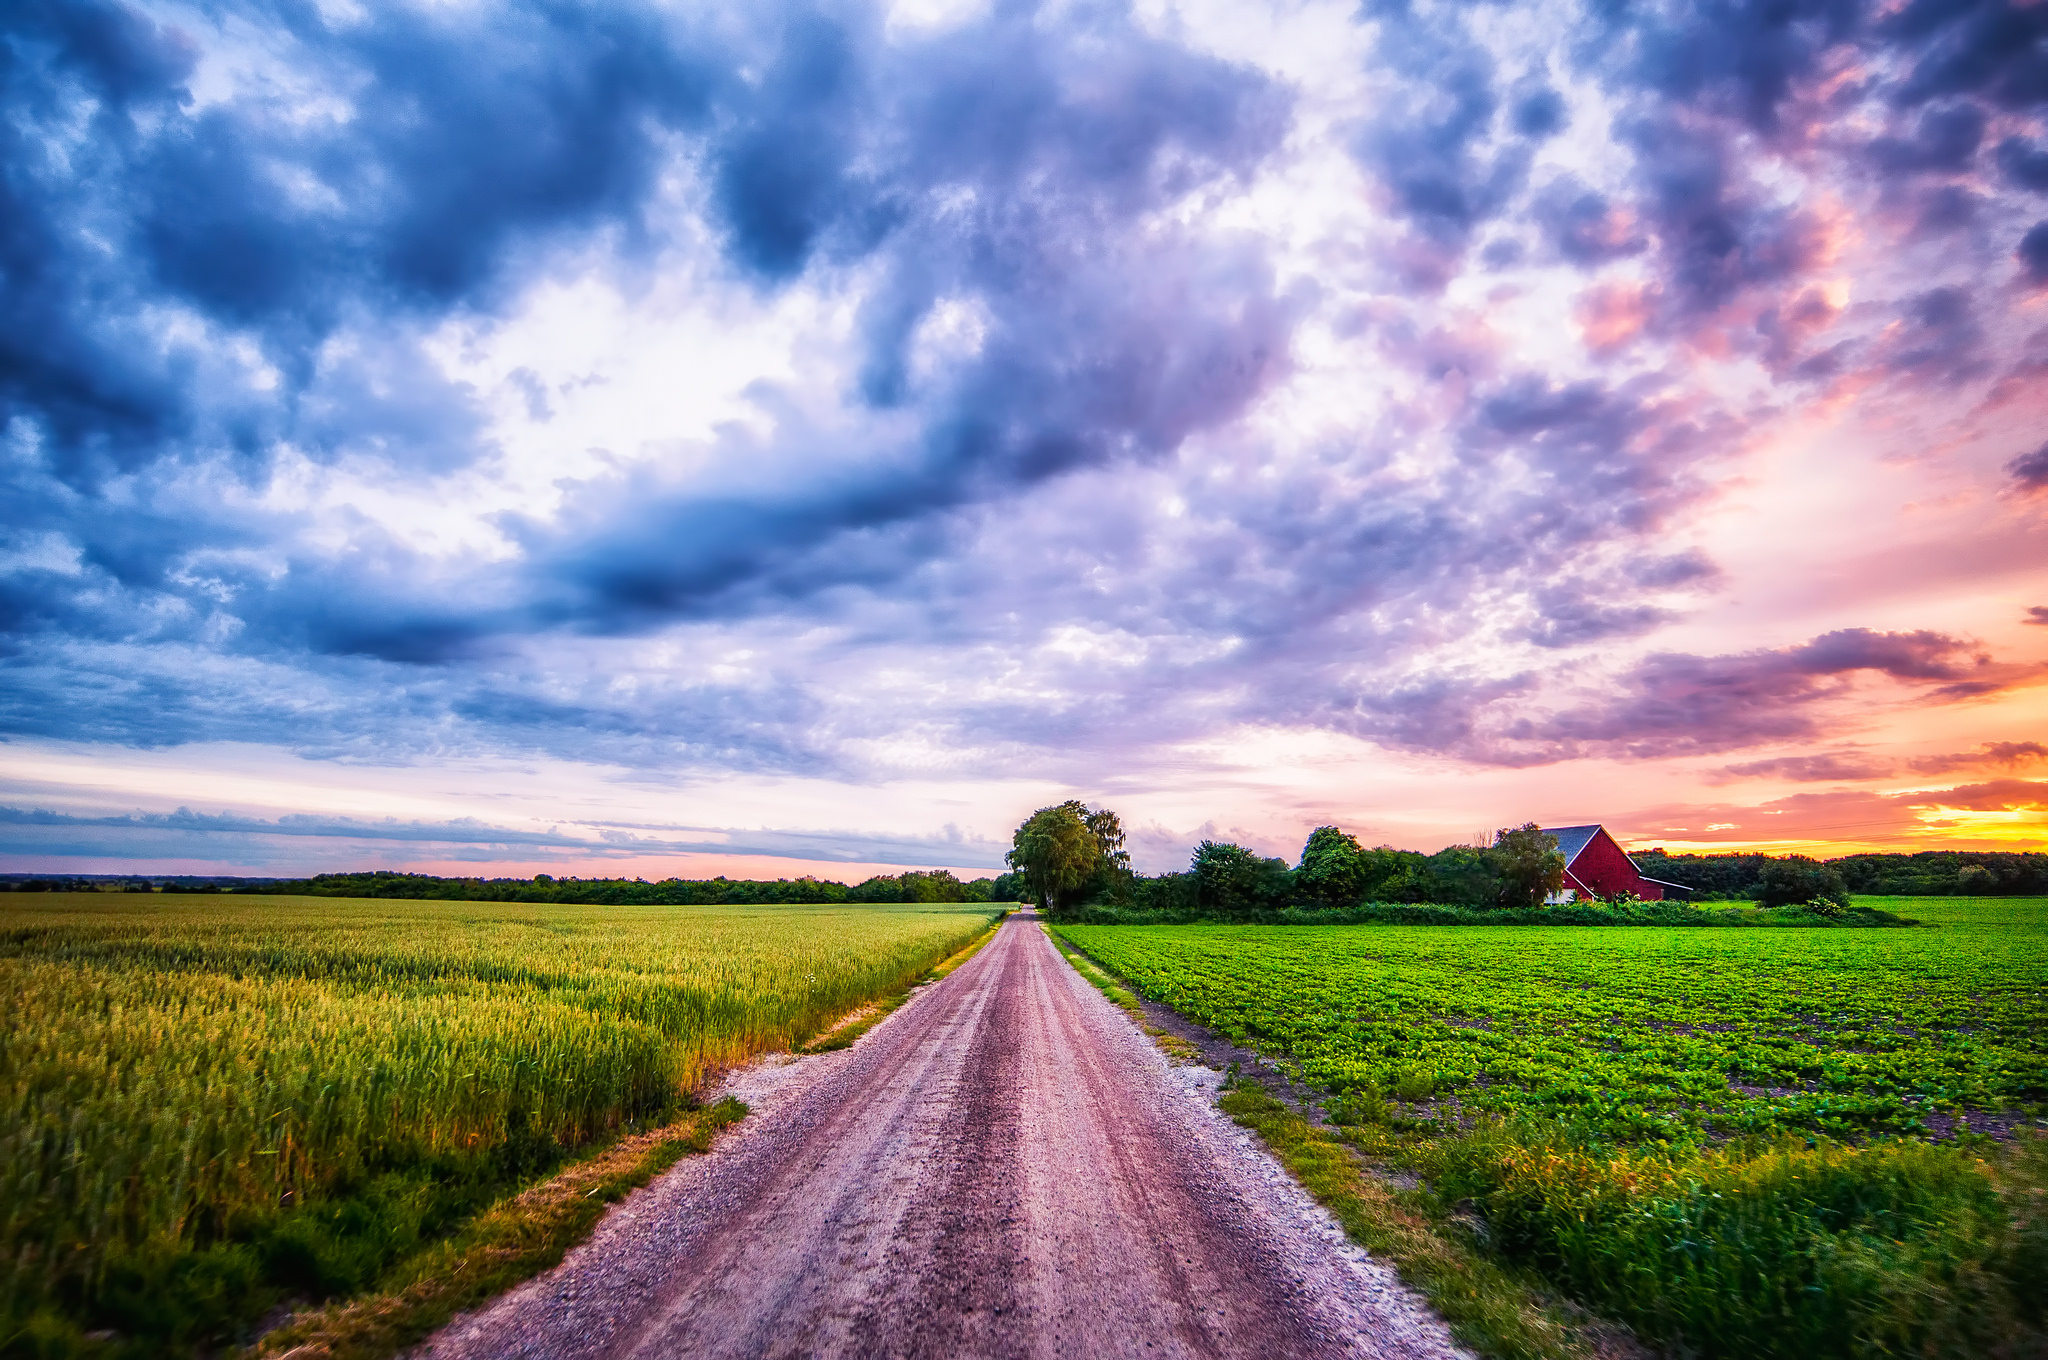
1540;824;1690;903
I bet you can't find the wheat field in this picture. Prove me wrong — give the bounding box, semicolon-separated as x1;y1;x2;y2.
0;892;996;1352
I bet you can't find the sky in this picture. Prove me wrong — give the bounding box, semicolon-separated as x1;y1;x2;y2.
3;0;2047;880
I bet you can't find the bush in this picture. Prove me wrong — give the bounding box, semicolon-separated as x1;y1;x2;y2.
1758;858;1852;910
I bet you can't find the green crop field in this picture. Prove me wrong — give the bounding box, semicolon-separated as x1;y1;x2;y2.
1058;897;2048;1142
1;893;997;1355
1055;899;2048;1359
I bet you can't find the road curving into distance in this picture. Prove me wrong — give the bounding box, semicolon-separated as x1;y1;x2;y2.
417;912;1467;1360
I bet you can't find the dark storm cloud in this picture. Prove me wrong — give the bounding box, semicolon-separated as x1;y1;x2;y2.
2020;222;2048;285
1624;115;1829;322
1866;102;1986;173
1885;286;1986;384
2;0;1296;675
1622;0;1862;132
1998;137;2048;192
2009;441;2048;494
1351;5;1546;249
370;8;1287;646
1887;0;2048;110
1;0;718;482
1565;0;2048;353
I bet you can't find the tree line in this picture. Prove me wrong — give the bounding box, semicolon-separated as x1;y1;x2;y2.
1635;849;2048;899
179;869;1026;905
1005;803;2048;919
1004;805;1578;917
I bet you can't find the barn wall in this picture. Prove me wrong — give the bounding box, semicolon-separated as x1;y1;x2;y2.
1566;830;1663;901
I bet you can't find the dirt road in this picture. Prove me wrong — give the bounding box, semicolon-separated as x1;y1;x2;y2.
420;913;1465;1360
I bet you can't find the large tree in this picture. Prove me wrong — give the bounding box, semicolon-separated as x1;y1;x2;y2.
1007;802;1112;914
1080;804;1133;904
1492;824;1565;909
1296;826;1369;905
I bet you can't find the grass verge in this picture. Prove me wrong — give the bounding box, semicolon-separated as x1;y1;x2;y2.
1042;926;1199;1062
243;1100;746;1360
800;911;1011;1053
1218;1084;1611;1360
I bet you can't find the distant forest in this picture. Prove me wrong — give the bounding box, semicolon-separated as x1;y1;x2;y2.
0;868;1028;904
1;848;2041;906
1633;849;2048;900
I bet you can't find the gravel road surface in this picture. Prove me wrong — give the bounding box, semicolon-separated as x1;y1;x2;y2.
418;913;1467;1360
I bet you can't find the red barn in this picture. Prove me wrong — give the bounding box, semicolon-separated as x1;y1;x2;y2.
1540;825;1689;903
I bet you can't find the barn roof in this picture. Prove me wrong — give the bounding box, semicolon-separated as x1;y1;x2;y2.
1539;825;1603;865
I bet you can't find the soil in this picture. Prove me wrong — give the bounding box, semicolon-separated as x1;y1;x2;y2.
415;913;1467;1360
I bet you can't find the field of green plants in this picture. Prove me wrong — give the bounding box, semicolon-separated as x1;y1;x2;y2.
1;893;997;1356
1061;897;2048;1143
1056;898;2048;1358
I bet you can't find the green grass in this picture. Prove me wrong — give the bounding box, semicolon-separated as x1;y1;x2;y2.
1053;897;2048;1358
1;893;997;1358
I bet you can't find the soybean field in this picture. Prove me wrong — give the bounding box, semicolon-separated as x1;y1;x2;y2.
1;893;997;1355
1056;898;2048;1359
1058;897;2048;1142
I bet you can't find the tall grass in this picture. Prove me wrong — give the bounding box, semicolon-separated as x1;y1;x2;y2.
1426;1125;2047;1358
0;894;993;1355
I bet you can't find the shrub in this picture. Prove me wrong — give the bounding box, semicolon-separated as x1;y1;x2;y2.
1758;858;1852;910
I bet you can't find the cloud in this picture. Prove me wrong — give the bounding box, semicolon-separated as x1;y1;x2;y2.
1884;287;1985;385
1998;137;2048;192
2;0;720;480
4;0;1301;672
1507;628;2015;762
0;804;1009;871
1866;102;1985;174
2027;607;2048;626
2021;222;2048;286
1721;740;2048;782
1532;177;1646;266
1721;751;1899;782
1915;777;2048;814
1908;741;2048;774
2009;442;2048;496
